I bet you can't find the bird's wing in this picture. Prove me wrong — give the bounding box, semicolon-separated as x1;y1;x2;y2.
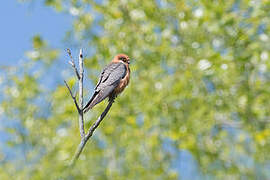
94;63;112;91
83;62;127;113
96;62;127;90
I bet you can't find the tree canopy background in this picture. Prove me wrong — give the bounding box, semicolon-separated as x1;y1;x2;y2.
0;0;270;179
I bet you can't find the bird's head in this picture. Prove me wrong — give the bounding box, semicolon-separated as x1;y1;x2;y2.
113;54;130;65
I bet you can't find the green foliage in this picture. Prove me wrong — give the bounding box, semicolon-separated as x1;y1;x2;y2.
25;35;60;64
1;0;270;179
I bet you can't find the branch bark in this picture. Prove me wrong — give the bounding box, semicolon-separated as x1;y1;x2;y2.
78;49;85;139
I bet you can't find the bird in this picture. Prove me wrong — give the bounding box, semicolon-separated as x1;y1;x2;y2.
83;54;130;113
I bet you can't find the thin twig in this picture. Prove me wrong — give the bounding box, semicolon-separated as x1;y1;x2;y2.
64;80;80;113
67;48;80;80
70;98;115;166
78;49;85;139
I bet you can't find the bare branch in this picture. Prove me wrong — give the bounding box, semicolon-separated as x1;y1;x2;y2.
64;80;80;113
78;49;85;139
70;98;115;166
66;48;115;167
67;48;80;80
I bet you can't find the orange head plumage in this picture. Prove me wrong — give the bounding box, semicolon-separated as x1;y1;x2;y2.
112;54;130;65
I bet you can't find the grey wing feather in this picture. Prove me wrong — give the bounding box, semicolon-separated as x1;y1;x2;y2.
94;63;114;90
96;63;126;90
83;62;127;113
94;62;126;101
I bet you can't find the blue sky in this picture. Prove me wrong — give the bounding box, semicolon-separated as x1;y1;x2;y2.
0;1;72;65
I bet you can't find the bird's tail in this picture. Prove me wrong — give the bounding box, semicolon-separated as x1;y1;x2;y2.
83;87;116;113
83;101;93;114
83;92;98;113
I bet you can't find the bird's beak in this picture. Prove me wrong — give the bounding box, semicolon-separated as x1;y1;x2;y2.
127;60;130;64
